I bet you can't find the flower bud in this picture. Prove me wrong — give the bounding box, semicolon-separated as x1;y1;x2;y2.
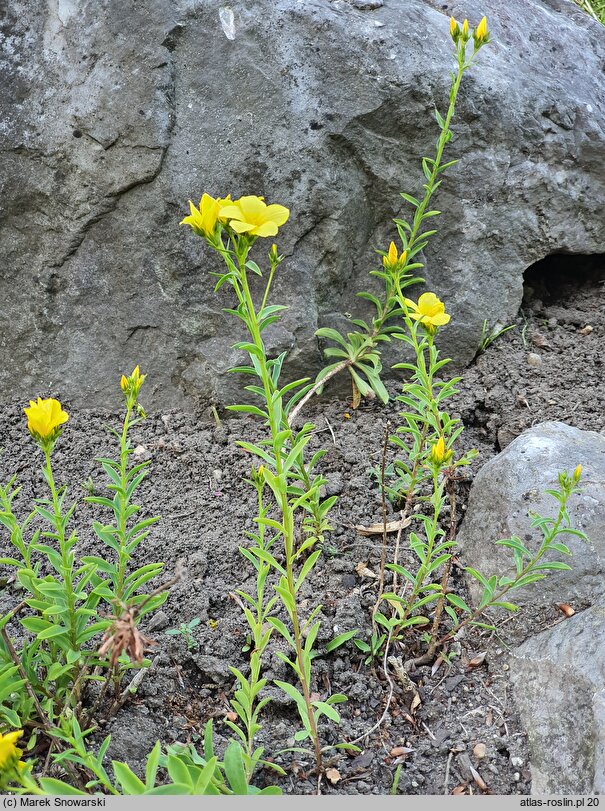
430;436;452;467
382;242;408;274
473;16;490;48
449;16;461;43
573;464;582;482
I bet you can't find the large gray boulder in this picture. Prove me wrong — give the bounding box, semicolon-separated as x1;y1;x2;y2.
509;605;605;794
459;421;605;607
1;0;604;407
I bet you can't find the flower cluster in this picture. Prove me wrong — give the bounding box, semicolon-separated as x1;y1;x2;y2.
449;15;489;49
180;193;290;242
120;364;146;411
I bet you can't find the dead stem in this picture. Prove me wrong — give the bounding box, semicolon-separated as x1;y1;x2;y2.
372;420;391;623
346;628;395;747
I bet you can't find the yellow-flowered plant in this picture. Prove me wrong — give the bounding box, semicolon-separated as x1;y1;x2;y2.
181;193;353;778
290;17;491;421
0;368;168;788
367;273;587;666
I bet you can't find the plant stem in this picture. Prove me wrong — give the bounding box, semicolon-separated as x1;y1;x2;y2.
116;406;133;603
438;494;570;647
237;253;323;772
373;420;391;621
44;449;78;650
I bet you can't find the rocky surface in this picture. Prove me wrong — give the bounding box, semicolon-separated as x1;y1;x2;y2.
1;0;604;407
458;421;605;607
509;605;605;794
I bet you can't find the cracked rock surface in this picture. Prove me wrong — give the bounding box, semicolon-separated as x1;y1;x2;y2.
1;0;604;407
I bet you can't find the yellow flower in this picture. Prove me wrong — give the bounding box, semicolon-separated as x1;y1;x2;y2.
450;17;457;36
462;19;469;36
475;16;488;42
120;375;128;392
24;398;69;440
430;437;452;467
180;194;232;238
403;292;450;329
574;464;582;482
382;242;407;272
219;196;290;238
0;730;23;772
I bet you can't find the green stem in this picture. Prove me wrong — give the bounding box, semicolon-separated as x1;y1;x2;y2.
405;47;467;258
237;252;323;772
260;264;277;313
116;406;132;603
439;494;570;646
44;449;78;650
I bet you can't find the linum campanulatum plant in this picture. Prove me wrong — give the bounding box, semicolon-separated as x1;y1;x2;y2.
0;370;169;789
181;194;352;775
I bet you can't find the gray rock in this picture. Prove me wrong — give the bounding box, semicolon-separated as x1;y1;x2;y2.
146;609;170;632
1;1;604;407
192;653;233;684
509;605;605;794
459;422;605;606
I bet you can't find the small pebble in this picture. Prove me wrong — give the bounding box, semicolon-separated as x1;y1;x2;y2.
350;0;383;8
527;352;542;368
147;609;170;631
511;756;524;767
513;772;521;782
213;468;223;482
473;743;487;759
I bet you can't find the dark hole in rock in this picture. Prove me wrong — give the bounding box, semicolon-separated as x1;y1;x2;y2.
523;253;605;308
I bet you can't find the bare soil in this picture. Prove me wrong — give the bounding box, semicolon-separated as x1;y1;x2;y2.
0;254;602;795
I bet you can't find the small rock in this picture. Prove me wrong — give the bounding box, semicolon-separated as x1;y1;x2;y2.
511;756;524;767
349;0;383;8
147;610;170;632
212;468;223;482
527;352;542;368
325;472;344;496
579;324;593;335
133;444;150;461
474;743;487;759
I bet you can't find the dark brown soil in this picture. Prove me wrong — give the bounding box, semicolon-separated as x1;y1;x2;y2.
0;254;602;795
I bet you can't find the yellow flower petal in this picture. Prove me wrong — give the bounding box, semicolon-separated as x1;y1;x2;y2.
252;221;279;238
237;195;267;222
229;219;256;234
218;204;244;220
417;292;443;316
430;312;451;326
263;204;290;227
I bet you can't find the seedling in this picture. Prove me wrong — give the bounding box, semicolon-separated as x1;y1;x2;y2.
165;618;201;651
